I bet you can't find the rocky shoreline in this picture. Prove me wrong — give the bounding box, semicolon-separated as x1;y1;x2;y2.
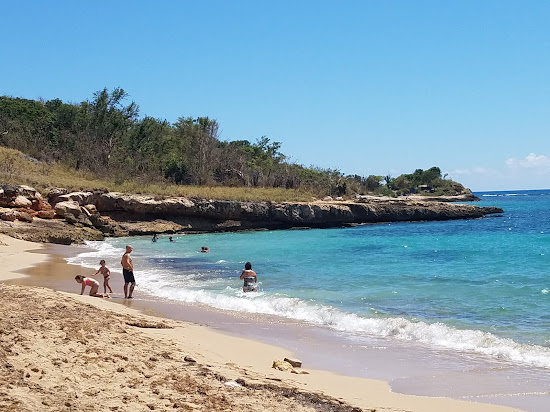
0;184;503;244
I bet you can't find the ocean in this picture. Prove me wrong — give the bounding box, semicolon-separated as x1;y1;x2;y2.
68;189;550;372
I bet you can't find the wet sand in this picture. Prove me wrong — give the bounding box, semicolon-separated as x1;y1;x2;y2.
2;234;541;411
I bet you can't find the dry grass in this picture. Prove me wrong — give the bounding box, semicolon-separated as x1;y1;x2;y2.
0;146;314;202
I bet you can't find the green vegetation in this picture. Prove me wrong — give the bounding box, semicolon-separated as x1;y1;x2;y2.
0;88;469;200
0;146;313;202
385;167;468;196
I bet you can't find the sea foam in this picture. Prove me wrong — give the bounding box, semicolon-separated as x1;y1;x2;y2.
133;268;550;369
68;228;550;371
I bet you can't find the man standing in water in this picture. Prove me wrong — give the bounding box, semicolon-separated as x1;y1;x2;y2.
121;245;136;299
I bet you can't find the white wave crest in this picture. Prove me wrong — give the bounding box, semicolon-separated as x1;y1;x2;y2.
66;241;124;272
137;278;550;369
68;243;550;369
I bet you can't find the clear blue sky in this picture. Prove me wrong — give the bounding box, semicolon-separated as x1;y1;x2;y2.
1;0;549;191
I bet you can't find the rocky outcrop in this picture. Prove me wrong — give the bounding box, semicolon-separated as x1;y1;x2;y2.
80;191;502;232
0;218;104;244
0;184;107;243
0;184;504;244
0;185;43;207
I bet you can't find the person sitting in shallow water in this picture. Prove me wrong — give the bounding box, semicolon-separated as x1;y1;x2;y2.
75;275;107;298
240;262;257;292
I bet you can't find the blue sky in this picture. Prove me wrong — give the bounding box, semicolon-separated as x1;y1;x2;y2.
1;1;549;191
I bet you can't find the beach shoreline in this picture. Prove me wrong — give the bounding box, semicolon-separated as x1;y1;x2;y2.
0;234;537;411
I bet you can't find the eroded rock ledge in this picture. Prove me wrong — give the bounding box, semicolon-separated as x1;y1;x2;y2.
0;185;503;244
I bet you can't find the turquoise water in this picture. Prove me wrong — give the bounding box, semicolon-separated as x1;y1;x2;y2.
69;190;550;368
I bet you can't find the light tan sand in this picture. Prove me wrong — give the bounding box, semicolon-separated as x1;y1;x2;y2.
0;234;48;281
0;234;523;412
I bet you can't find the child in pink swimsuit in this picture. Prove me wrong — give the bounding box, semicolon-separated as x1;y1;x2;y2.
93;260;113;294
75;275;105;298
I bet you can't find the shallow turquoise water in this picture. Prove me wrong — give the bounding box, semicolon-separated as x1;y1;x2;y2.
70;190;550;368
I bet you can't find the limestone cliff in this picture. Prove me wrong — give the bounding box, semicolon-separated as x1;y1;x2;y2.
0;185;503;244
57;191;502;234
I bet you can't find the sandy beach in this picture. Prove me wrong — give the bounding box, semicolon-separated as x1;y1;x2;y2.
0;234;525;412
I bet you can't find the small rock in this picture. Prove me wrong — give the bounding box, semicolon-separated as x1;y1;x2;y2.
184;355;196;363
55;200;82;218
64;214;78;224
0;211;17;221
47;187;68;203
272;359;294;371
83;204;97;214
37;210;56;219
16;211;33;223
31;199;52;211
12;195;32;208
283;357;302;368
224;380;242;388
76;215;93;226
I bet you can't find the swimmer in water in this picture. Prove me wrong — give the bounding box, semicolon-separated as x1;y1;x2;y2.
240;262;257;292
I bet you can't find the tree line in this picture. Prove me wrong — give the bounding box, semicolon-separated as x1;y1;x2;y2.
0;88;467;198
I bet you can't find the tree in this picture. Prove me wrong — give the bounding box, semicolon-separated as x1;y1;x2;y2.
0;90;473;198
0;96;53;157
365;175;383;191
82;88;139;170
214;140;251;185
125;116;172;175
422;166;442;184
173;116;220;185
245;137;285;186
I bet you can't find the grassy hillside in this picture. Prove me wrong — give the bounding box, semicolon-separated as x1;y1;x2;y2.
0;146;314;202
1;91;471;200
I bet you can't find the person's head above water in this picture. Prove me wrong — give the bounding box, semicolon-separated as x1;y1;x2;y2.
245;262;252;270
